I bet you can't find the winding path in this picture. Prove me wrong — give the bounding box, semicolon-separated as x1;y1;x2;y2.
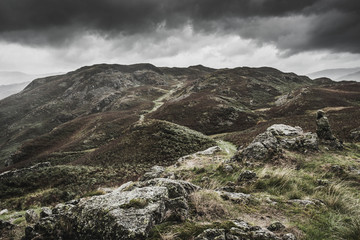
138;81;185;123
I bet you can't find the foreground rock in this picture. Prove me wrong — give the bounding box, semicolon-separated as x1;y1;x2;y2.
23;178;200;240
233;124;318;162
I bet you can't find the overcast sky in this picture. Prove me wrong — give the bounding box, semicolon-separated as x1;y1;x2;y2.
0;0;360;77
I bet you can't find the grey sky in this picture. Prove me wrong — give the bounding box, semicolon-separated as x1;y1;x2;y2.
0;0;359;77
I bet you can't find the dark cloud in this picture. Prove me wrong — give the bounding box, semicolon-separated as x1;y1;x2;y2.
0;0;359;54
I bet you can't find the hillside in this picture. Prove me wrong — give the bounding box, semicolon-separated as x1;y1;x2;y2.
0;64;360;240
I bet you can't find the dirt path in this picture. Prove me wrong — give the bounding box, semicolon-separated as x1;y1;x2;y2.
138;81;185;123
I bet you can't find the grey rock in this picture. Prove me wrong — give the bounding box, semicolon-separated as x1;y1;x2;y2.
24;178;199;240
140;165;165;181
0;209;8;215
316;110;343;149
25;209;39;224
195;228;226;240
223;164;234;173
252;229;280;240
217;191;251;204
39;207;52;219
282;233;296;240
238;170;257;182
196;220;282;240
267;222;285;231
316;110;334;140
287;199;323;207
268;124;303;136
234;124;318;163
231;220;252;232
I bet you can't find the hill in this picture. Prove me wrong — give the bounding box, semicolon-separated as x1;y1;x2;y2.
1;63;360;240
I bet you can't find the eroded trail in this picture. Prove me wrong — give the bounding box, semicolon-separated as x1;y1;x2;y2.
138;81;185;123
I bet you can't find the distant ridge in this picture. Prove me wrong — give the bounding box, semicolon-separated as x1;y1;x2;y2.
308;67;360;81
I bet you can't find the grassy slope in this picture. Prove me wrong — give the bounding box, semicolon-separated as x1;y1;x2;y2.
148;143;360;240
0;120;216;211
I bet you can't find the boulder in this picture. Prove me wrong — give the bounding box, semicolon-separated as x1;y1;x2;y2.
0;209;8;215
223;164;234;173
316;110;334;140
25;209;39;224
282;233;296;240
267;222;285;231
23;178;200;240
234;124;318;162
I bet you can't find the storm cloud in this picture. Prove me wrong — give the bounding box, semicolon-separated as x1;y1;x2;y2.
0;0;359;54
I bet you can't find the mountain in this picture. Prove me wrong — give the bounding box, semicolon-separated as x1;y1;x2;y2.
1;63;360;240
1;63;360;169
0;81;29;100
308;67;360;81
338;70;360;81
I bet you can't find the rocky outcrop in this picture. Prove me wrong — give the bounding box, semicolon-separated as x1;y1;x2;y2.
23;178;200;240
316;110;343;149
195;219;295;240
233;124;318;162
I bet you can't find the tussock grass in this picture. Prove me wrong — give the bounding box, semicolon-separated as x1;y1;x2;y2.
189;190;233;221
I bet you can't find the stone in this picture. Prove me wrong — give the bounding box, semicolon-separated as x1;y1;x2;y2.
25;209;39;224
238;170;257;182
140;165;165;181
287;199;323;207
195;228;226;240
316;110;334;140
267;222;285;231
196;220;282;240
39;207;52;219
282;233;296;240
0;209;8;215
217;191;251;204
223;164;234;173
316;110;343;149
23;178;200;240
